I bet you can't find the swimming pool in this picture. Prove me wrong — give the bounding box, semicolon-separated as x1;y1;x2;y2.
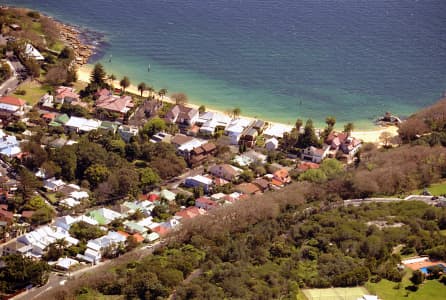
419;264;446;274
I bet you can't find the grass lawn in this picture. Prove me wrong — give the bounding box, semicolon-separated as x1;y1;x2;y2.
14;81;51;105
76;288;124;300
365;268;446;300
46;193;58;205
301;287;368;300
413;181;446;196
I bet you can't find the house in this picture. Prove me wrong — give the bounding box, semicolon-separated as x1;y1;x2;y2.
88;208;122;225
160;189;177;202
118;125;139;142
234;183;261;195
79;231;127;263
177;138;208;159
49;114;70;127
224;118;252;145
150;132;172;144
99;121;118;134
95;94;134;117
195;197;219;211
43;177;66;192
123;221;148;234
297;161;320;171
64;116;101;133
18;225;79;258
239;127;258;148
0;207;14;225
0;131;21;157
325;131;362;159
25;43;44;61
1;240;32;256
209;164;242;181
301;146;330;163
54;215;77;231
175;206;206;220
171;134;194;148
165;105;199;126
60;198;81;208
55;257;79;270
265;137;279;151
0;96;26;119
253;178;270;192
252;120;266;133
188;142;217;166
184;175;213;192
128;99;163;127
39;94;54;109
9;24;21;31
273;168;291;185
94;88;112;99
197;112;231;135
263;123;293;139
55;86;80;104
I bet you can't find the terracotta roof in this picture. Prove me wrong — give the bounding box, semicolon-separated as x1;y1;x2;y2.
271;179;284;187
171;134;194;146
0;96;25;106
234;183;261;195
132;233;144;243
253;178;269;190
152;225;169;236
117;230;130;238
96;95;134;113
201;142;216;152
0;208;13;221
42;113;56;120
21;210;35;219
298;161;320;171
175;206;206;219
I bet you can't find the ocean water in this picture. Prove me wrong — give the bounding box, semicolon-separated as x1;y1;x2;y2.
4;0;446;128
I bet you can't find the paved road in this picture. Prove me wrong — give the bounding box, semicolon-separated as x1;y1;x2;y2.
12;241;162;300
0;58;25;96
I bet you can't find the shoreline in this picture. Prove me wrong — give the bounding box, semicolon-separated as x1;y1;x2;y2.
76;64;399;144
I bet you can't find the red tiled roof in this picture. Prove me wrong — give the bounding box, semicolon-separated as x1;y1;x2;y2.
152;225;169;236
0;96;25;106
175;206;206;219
0;208;13;221
298;161;320;171
21;210;35;218
42;113;56;120
117;230;130;238
235;183;261;195
148;194;160;202
96;95;134;113
271;179;284;187
132;233;144;243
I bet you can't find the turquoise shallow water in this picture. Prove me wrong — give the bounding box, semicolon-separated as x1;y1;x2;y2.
4;0;446;128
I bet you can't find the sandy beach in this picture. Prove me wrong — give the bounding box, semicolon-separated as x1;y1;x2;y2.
77;64;399;144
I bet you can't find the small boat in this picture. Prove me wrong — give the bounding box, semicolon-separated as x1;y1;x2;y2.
148;64;151;72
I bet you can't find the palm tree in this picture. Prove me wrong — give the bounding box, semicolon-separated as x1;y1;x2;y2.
147;86;155;98
108;73;116;84
120;76;130;92
344;122;354;135
137;82;147;97
295;118;303;132
325;116;336;128
158;88;168;100
232;107;241;119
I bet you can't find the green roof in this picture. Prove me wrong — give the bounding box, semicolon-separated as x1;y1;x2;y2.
48;121;62;127
100;121;118;132
124;221;147;234
88;210;107;226
54;114;70;124
160;189;176;201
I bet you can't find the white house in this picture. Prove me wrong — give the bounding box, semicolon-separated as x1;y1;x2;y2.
43;177;66;192
25;43;44;61
54;215;77;231
60;198;81;208
56;257;79;270
265;137;279;151
263;123;293;139
184;175;213;192
224;118;251;145
65;116;101;133
118;125;139;142
301;146;330;163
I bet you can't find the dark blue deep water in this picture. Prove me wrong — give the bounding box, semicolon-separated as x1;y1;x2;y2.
4;0;446;128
